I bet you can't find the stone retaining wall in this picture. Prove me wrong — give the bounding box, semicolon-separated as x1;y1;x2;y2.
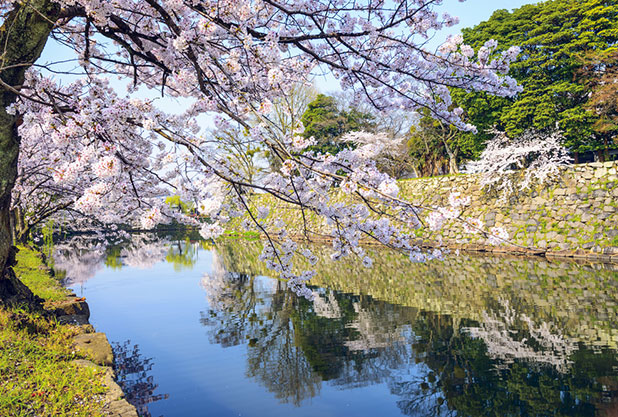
254;161;618;261
398;161;618;259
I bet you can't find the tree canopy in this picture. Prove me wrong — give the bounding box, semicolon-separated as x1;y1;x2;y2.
452;0;618;154
407;111;462;177
300;94;375;155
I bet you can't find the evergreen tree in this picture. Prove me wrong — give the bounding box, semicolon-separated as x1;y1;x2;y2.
452;0;618;156
301;94;375;155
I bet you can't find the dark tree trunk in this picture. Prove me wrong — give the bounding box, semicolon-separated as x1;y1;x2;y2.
0;246;43;308
0;0;59;306
11;207;30;245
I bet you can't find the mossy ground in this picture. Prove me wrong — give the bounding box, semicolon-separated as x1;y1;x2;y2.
0;246;108;417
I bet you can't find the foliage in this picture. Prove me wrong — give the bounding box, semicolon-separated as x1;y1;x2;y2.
165;195;195;215
452;0;618;153
579;49;618;150
301;94;376;155
407;112;464;177
331;90;415;141
39;219;56;262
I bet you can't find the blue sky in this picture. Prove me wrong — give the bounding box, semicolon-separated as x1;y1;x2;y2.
434;0;537;43
313;0;539;91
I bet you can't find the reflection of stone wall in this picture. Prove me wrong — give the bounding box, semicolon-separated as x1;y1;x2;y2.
217;240;618;348
246;162;618;260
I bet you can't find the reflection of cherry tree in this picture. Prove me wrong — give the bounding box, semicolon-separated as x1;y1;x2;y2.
245;290;322;407
199;250;241;313
200;251;275;318
112;340;169;417
390;374;456;417
200;257;425;405
200;252;321;405
201;254;320;403
120;234;170;270
52;233;172;286
463;300;578;373
200;251;275;347
53;236;107;286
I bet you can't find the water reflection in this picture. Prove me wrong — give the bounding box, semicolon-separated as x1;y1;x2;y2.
112;341;169;416
217;239;618;350
463;299;578;373
54;234;204;285
201;242;618;416
52;234;618;416
53;235;107;286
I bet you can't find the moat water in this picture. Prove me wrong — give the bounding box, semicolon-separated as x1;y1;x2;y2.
53;234;618;416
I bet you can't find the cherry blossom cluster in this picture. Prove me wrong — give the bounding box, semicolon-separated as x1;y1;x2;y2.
43;0;522;130
466;129;572;201
464;299;577;373
11;74;181;230
6;0;524;298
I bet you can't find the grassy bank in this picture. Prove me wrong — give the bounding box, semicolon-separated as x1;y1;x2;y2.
0;246;108;417
12;247;68;303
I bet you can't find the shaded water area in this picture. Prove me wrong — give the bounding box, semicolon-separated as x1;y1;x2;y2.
52;234;618;416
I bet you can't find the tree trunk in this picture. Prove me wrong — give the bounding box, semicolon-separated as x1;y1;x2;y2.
0;0;59;306
8;208;16;244
0;246;43;308
11;206;30;244
448;155;459;175
441;136;459;175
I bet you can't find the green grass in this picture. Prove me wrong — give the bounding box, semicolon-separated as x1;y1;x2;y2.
13;246;68;303
0;246;108;417
0;309;107;417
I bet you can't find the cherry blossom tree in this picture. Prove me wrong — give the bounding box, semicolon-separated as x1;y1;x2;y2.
466;128;572;201
340;131;415;179
0;0;521;303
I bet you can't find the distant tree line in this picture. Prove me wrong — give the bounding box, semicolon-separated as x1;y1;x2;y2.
215;0;618;182
450;0;618;164
307;0;618;177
